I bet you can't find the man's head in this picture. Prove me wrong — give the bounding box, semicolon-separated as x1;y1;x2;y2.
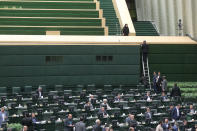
177;104;181;109
158;120;163;125
101;107;105;112
143;40;146;45
129;127;135;131
38;87;42;92
32;113;35;118
174;83;177;87
147;91;150;96
162;92;165;96
165;118;168;123
153;72;156;75
68;114;72;119
190;105;193;110
96;119;101;125
170;105;174;110
90;95;94;99
158;72;161;76
125;24;128;27
146;107;150;112
117;94;121;99
80;117;84;122
1;107;5;112
103;99;107;104
129;114;134;120
23;126;28;131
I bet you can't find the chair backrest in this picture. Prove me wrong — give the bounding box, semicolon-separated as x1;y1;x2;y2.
12;87;21;94
24;86;32;93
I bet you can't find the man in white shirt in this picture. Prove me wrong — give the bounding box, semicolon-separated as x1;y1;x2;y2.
0;107;8;128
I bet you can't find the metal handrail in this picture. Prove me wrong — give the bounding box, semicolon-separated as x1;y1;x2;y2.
146;57;151;89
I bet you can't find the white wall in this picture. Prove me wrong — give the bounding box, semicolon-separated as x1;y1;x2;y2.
135;0;197;39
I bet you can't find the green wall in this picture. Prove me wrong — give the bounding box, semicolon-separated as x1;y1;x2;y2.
0;45;140;87
149;44;197;81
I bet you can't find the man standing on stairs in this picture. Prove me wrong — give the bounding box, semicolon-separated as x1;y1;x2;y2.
122;24;129;36
141;40;149;63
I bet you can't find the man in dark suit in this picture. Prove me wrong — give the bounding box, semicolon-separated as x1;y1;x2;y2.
153;72;158;93
125;114;137;129
170;83;181;97
64;114;74;131
97;107;107;118
75;117;86;131
141;40;149;63
172;104;181;120
156;72;163;93
162;118;170;131
144;91;152;101
21;113;33;131
92;119;103;131
122;24;129;36
36;86;43;98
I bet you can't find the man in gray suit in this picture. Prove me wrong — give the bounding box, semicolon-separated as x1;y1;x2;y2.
162;76;168;92
75;117;86;131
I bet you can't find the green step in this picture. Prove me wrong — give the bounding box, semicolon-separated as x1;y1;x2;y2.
0;1;96;9
0;9;99;18
0;30;104;35
0;18;102;26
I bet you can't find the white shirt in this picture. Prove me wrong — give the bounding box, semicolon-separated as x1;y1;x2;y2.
2;113;5;121
39;91;42;98
176;107;179;116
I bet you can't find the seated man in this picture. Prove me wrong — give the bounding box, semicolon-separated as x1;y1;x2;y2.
145;107;152;125
144;92;152;102
114;94;122;102
84;101;93;111
161;92;168;101
189;105;196;114
36;86;43;98
100;99;111;110
97;107;108;118
125;114;137;129
92;119;103;131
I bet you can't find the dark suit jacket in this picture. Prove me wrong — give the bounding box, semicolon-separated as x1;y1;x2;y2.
172;107;180;120
162;123;170;131
145;112;152;120
21;117;33;131
92;124;103;131
144;95;152;101
170;86;181;97
36;90;43;98
97;109;107;118
126;117;137;128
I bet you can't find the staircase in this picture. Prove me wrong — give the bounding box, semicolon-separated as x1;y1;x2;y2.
134;21;159;36
142;55;151;89
99;0;121;35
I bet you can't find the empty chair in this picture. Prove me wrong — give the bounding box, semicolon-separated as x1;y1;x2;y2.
24;86;32;94
54;85;63;92
0;87;7;96
12;87;21;94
